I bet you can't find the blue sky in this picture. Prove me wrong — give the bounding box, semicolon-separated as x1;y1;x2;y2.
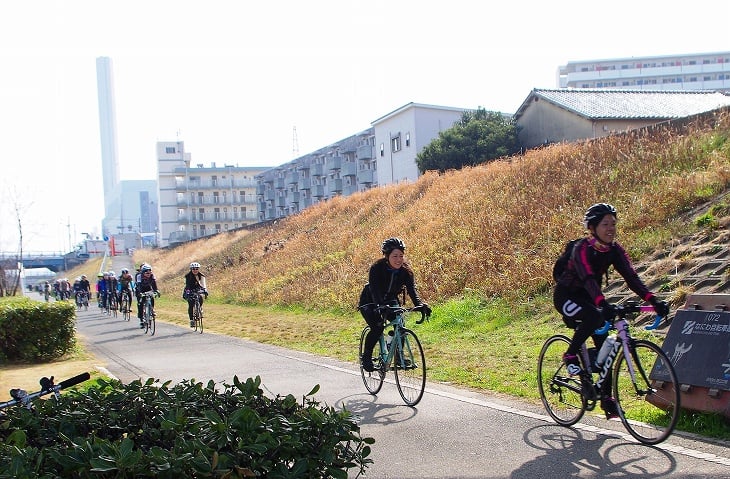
1;0;728;252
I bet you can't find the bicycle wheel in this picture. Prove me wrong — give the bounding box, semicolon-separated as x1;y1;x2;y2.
537;334;586;426
194;300;203;334
613;339;680;445
109;295;118;318
143;302;152;334
359;327;384;395
393;328;426;406
121;295;130;321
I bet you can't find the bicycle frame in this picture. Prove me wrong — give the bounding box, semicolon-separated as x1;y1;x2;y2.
378;312;409;369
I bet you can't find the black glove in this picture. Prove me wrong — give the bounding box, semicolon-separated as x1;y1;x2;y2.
203;290;209;298
649;296;670;317
155;291;161;298
599;301;617;322
416;303;432;316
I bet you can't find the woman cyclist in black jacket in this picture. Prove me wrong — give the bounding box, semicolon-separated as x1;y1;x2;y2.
359;237;430;372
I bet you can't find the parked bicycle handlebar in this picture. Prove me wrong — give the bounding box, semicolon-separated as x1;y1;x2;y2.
0;372;90;410
594;302;667;335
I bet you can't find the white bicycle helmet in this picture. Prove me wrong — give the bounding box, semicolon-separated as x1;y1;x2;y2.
190;262;201;269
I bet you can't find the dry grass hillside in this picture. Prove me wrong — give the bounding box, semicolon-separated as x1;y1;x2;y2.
140;110;730;311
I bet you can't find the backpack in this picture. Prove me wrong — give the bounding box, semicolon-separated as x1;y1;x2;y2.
552;238;580;282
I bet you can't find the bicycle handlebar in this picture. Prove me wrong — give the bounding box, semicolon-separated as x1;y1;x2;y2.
0;372;90;410
375;304;431;324
594;303;666;335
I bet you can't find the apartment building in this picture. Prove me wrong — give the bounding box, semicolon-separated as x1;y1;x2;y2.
256;102;468;221
157;141;268;247
558;51;730;92
256;129;377;221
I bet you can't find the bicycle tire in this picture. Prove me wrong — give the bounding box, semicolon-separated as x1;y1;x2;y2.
613;339;680;445
121;295;130;321
393;328;426;406
359;326;385;395
194;300;203;333
109;295;118;318
143;301;152;334
537;334;586;426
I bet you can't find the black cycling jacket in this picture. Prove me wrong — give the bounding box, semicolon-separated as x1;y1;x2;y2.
366;259;423;307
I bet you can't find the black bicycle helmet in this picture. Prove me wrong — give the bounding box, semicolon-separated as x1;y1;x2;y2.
583;203;618;228
381;237;406;255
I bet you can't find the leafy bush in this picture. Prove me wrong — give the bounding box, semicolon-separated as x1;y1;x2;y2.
0;375;372;478
0;297;76;361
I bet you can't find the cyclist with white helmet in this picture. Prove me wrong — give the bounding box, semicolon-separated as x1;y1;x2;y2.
553;202;670;419
358;237;431;372
104;271;119;312
184;262;208;327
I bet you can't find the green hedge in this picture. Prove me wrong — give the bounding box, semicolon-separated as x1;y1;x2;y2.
0;375;373;478
0;297;76;361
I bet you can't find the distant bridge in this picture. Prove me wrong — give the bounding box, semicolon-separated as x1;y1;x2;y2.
0;252;85;273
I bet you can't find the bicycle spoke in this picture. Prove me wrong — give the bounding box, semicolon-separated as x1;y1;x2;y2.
394;329;426;406
538;334;586;426
613;339;679;444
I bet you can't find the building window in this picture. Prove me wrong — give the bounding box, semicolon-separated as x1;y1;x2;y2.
391;135;401;153
165;146;176;154
405;132;410;147
198;208;205;221
197;192;204;204
239;191;245;203
214;208;221;220
213;192;220;204
211;175;218;187
380;143;384;157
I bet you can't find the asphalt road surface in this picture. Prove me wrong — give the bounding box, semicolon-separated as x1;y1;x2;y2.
75;306;730;478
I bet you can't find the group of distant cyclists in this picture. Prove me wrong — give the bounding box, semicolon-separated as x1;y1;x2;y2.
87;262;207;330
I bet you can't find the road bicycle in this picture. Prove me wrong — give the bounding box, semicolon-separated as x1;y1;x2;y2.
359;304;429;406
107;290;118;318
537;301;680;445
120;290;132;321
139;291;157;335
190;291;204;333
0;372;90;412
75;291;89;311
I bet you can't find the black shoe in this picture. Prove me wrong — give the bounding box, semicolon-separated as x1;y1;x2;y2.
139;322;145;329
361;358;375;372
601;397;620;419
190;320;194;327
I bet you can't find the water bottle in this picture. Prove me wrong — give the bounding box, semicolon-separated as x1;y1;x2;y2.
385;330;394;351
596;334;617;366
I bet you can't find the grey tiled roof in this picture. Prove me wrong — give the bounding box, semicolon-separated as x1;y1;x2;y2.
516;89;730;120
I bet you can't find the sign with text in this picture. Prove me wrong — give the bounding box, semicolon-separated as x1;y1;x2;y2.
659;309;730;391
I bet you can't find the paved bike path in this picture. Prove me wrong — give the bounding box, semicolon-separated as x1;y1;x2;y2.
74;306;730;478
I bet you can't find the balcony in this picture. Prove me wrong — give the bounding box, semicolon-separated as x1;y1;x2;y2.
274;178;285;189
298;178;311;190
312;185;325;198
357;169;375;184
357;144;373;160
311;164;324;177
341;161;357;177
327;156;342;171
330;179;343;193
287;172;299;184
